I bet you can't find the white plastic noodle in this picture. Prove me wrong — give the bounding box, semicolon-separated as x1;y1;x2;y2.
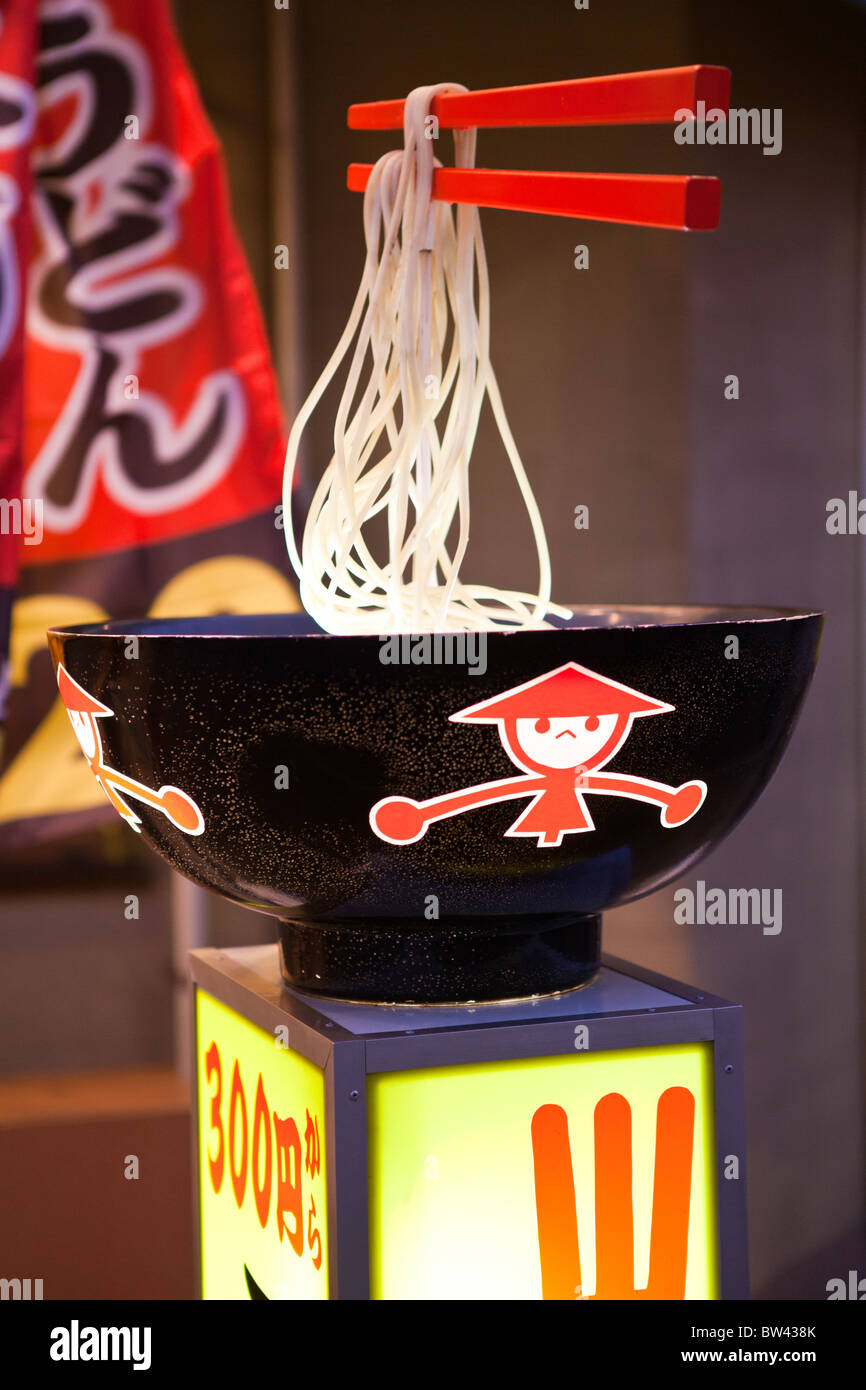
282;82;572;634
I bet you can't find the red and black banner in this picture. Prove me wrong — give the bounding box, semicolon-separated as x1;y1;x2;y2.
0;1;36;700
0;0;297;854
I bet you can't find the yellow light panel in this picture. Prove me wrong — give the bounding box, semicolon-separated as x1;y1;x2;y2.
196;990;328;1300
368;1043;718;1300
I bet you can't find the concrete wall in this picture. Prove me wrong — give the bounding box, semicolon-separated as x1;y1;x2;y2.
680;0;866;1300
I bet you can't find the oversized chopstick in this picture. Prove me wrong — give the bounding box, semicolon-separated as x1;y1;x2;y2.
347;165;721;231
348;65;730;131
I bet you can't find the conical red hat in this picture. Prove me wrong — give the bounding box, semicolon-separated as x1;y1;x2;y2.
450;662;674;722
57;664;113;716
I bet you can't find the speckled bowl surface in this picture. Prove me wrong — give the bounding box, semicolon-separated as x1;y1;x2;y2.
47;605;822;1002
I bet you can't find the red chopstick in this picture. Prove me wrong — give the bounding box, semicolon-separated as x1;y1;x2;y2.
348;65;730;131
347;165;721;231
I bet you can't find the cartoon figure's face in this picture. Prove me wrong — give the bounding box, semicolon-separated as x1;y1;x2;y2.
66;709;99;763
513;714;623;769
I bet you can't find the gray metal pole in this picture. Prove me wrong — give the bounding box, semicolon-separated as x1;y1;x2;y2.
171;873;209;1080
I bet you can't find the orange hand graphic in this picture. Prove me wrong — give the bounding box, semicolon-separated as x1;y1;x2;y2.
531;1086;695;1300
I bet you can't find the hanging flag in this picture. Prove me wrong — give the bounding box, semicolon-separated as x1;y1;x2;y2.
0;0;298;857
0;0;36;751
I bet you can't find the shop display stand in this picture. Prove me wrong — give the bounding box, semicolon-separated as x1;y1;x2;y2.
190;945;748;1301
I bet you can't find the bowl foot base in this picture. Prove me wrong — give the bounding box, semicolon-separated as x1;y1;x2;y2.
276;912;602;1004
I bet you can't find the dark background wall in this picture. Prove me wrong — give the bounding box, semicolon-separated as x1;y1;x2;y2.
1;0;863;1300
680;0;866;1298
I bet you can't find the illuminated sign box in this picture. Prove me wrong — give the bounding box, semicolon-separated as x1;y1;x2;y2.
191;947;748;1300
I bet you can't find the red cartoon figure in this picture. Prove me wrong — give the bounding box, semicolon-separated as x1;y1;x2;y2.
370;662;706;848
57;664;205;835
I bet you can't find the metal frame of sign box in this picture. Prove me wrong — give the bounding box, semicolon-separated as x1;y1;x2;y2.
189;945;749;1301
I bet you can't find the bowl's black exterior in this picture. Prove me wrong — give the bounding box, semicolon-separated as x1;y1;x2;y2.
47;606;822;1001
